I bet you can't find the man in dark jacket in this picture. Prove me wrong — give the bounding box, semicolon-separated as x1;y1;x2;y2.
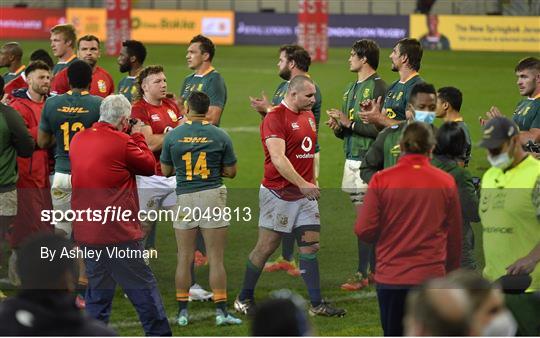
432;122;480;270
0;233;116;335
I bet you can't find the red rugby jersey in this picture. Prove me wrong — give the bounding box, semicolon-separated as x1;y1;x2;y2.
261;102;317;200
131;98;183;175
51;65;114;98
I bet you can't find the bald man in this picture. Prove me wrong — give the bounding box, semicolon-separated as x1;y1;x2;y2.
0;43;25;96
235;76;346;318
404;278;472;336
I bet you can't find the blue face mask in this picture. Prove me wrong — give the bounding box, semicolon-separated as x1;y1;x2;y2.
414;110;436;124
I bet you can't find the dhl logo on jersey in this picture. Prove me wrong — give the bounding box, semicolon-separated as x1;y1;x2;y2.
57;106;89;113
178;137;212;143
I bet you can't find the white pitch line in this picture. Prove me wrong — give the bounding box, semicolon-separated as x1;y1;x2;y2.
108;291;377;329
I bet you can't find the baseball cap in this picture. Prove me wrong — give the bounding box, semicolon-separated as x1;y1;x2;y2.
478;117;519;149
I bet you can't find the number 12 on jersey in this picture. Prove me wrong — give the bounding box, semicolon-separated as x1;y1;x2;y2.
60;121;85;151
182;151;210;180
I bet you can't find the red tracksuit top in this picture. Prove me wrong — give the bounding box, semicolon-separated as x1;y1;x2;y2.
355;154;462;286
70;122;155;246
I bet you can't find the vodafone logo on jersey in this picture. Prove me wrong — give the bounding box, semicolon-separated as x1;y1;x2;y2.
297;136;314;159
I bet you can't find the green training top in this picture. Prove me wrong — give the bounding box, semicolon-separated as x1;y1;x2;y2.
52;55;78;76
118;76;137;103
383;74;423;121
180;68;227;126
479;155;540;291
513;96;540;131
271;79;323;152
360;121;406;183
338;73;387;160
161;120;237;195
39;91;102;174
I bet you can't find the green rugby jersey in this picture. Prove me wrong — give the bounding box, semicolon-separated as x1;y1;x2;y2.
339;73;387;160
161;120;236;195
271;79;323;152
3;65;25;84
180;68;227;126
512;96;540;131
480;155;540;291
52;55;78;76
117;76;137;103
383;74;423;121
39;91;102;174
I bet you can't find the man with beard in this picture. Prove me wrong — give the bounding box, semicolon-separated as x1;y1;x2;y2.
117;40;147;102
360;38;424;129
50;24;78;76
51;35;114;98
178;35;226;126
481;57;540;144
8;61;54;262
249;45;322;276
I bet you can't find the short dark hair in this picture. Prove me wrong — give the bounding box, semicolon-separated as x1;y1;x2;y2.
410;82;436;103
17;234;78;290
437;86;462;111
434;122;466;158
30;49;54;69
2;42;23;61
401;121;436;154
25;60;51;76
515;57;540;73
67;60;92;89
190;35;215;61
0;76;4;96
122;40;147;64
78;35;100;49
396;38;423;71
187;91;210;115
279;44;311;72
50;24;77;48
134;65;164;101
352;39;380;70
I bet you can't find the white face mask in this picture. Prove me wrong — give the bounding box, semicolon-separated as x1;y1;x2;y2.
414;110;436;124
482;310;517;336
487;142;515;170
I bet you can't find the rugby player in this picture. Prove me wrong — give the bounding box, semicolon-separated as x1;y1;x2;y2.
178;35;226;126
49;24;78;76
326;39;387;291
51;35;114;98
0;42;25;100
161;91;241;326
360;38;424;128
250;44;323;276
234;76;346;318
117;40;147;102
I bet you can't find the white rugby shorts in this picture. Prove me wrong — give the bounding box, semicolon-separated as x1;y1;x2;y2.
258;185;320;233
341;159;368;205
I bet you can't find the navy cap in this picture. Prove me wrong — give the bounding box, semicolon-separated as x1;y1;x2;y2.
479;117;519;149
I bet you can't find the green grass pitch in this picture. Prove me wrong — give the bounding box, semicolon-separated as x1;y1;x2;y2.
1;40;532;335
